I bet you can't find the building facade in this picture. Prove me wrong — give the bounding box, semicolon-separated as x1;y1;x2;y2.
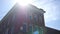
0;3;45;34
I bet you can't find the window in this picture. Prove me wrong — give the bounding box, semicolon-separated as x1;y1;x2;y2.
29;24;32;32
28;24;33;34
11;26;14;34
34;31;39;34
12;14;16;21
39;15;42;22
34;26;44;34
5;28;9;34
34;15;38;21
30;16;33;20
23;23;26;32
20;23;27;32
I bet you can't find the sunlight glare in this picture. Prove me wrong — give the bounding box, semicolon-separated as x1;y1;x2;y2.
17;0;32;6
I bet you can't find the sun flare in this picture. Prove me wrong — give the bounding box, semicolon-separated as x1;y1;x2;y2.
16;0;33;6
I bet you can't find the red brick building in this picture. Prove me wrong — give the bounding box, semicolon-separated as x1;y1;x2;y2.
0;3;45;34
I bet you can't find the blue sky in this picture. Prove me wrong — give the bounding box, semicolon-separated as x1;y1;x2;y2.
0;0;60;30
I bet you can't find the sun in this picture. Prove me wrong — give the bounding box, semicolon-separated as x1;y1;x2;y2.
16;0;32;6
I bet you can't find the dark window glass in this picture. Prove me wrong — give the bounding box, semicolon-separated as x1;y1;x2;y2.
5;28;9;34
23;24;26;32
